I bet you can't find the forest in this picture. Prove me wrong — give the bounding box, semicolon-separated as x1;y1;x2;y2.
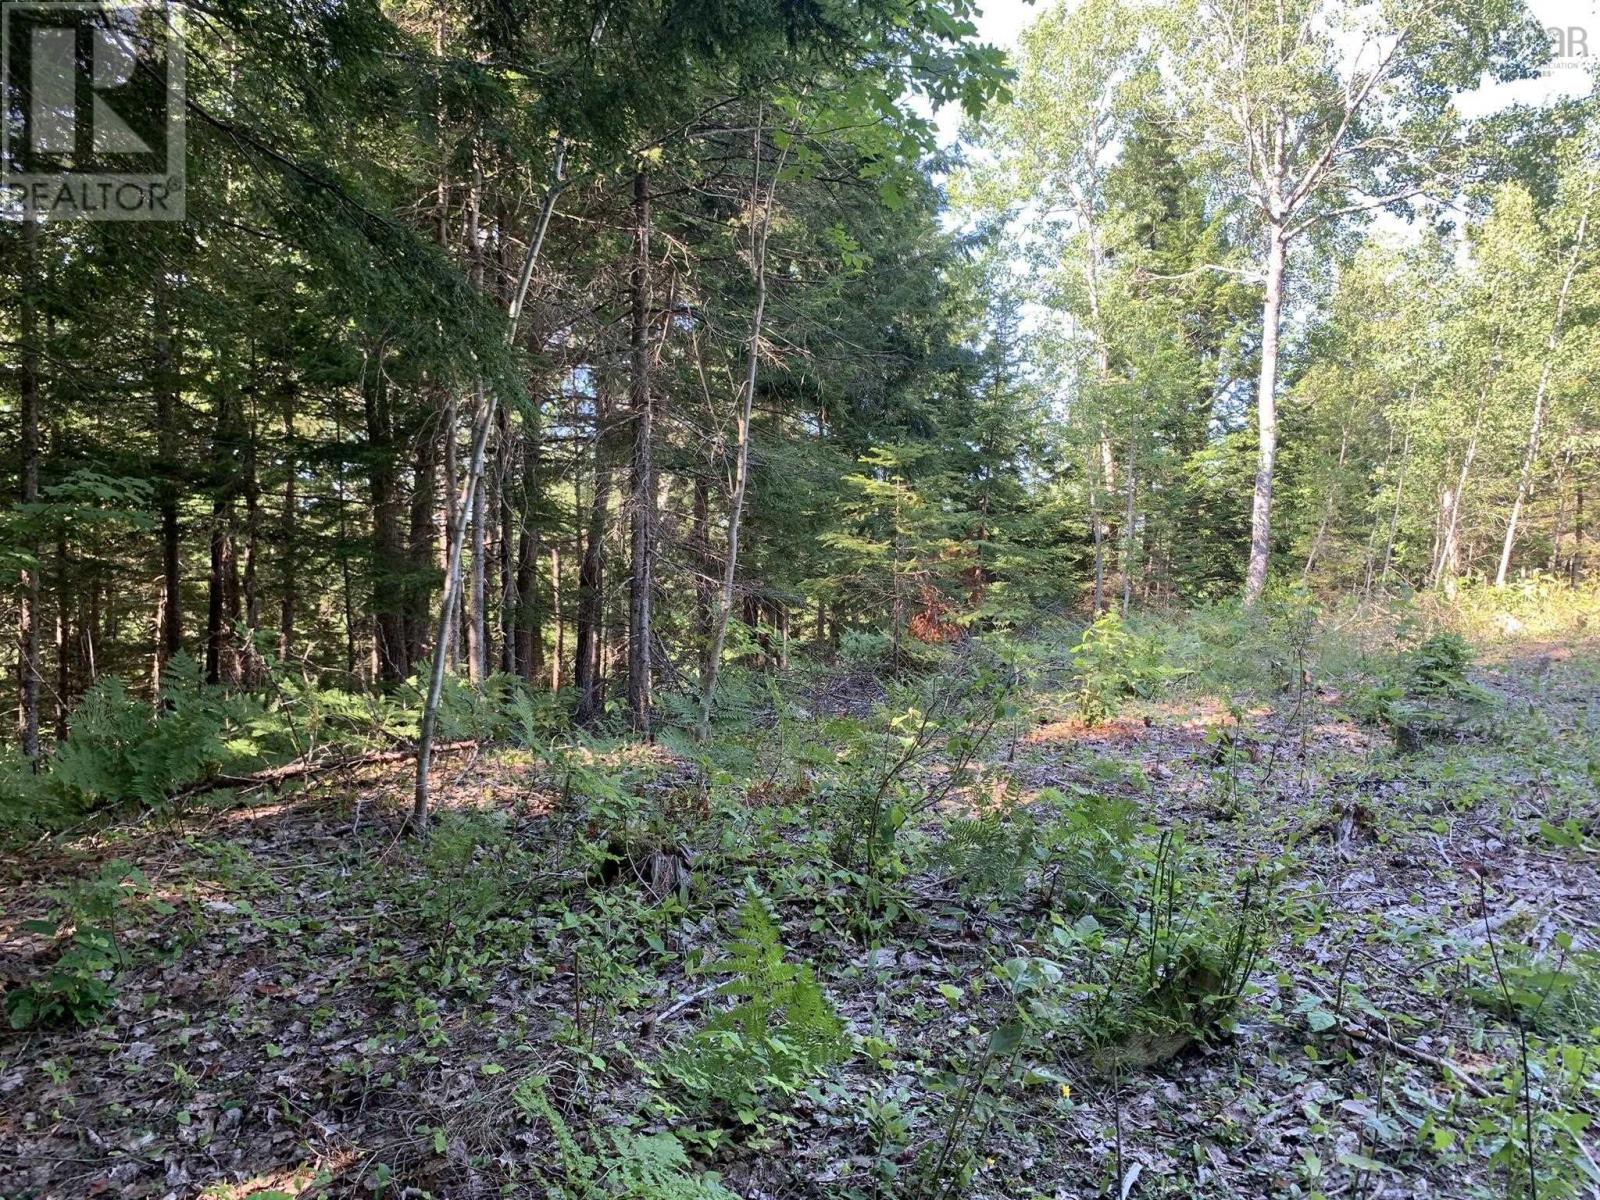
1;0;1599;1197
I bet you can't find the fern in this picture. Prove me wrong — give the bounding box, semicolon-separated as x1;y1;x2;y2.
50;660;237;807
663;893;846;1114
512;1076;735;1200
604;1132;738;1200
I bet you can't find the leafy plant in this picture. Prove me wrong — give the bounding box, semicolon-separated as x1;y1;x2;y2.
931;786;1139;913
662;892;847;1117
1405;631;1475;697
48;659;238;808
6;859;156;1029
513;1076;737;1199
1018;835;1269;1071
1069;613;1179;725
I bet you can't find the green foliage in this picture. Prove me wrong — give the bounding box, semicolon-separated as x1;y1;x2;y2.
399;809;537;997
1405;631;1475;698
662;893;846;1117
513;1076;737;1200
839;629;895;669
1069;613;1178;724
1355;628;1493;747
819;667;1012;902
1465;936;1600;1038
931;786;1140;912
1022;835;1269;1071
6;860;157;1029
48;661;237;808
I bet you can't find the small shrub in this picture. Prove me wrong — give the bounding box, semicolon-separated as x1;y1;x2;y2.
49;659;238;808
1070;613;1179;725
6;859;156;1029
1026;836;1269;1071
931;787;1139;913
839;628;894;669
662;892;847;1116
1406;631;1475;697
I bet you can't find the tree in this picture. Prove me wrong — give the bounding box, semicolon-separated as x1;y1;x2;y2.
1162;0;1546;602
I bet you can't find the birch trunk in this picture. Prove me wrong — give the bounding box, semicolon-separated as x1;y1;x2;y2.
1244;223;1287;605
1495;198;1591;586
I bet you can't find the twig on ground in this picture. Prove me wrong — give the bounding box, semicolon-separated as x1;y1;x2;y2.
1302;981;1492;1099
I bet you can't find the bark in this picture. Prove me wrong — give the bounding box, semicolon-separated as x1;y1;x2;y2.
465;140;488;683
414;139;565;830
627;169;655;735
241;400;262;686
575;388;612;725
1121;427;1137;616
206;387;243;688
498;407;518;677
699;121;785;741
1244;223;1287;606
364;359;408;682
154;272;183;669
441;396;460;669
16;219;41;760
405;407;440;666
1495;197;1591;587
278;387;297;661
467;460;488;681
514;434;542;683
54;508;69;742
549;545;564;690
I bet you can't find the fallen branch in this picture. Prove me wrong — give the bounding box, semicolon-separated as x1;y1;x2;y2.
639;982;721;1035
1304;983;1492;1100
192;740;480;796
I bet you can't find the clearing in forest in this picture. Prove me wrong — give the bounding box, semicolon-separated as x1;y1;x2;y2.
3;599;1598;1200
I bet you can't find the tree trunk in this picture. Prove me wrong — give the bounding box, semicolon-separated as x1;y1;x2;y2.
16;219;41;760
441;395;460;670
1121;426;1137;616
206;386;243;688
241;399;262;686
278;387;297;661
413;137;566;831
627;169;655;736
499;411;519;677
1495;199;1590;587
406;406;440;666
1244;223;1287;605
468;464;488;681
1089;449;1106;615
515;434;542;683
154;271;183;671
550;544;563;691
365;359;407;682
699;123;784;741
575;388;612;725
54;516;70;742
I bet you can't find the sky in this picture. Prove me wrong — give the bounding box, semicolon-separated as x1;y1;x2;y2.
932;0;1600;147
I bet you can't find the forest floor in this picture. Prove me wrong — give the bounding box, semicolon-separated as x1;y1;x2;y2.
3;613;1599;1200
